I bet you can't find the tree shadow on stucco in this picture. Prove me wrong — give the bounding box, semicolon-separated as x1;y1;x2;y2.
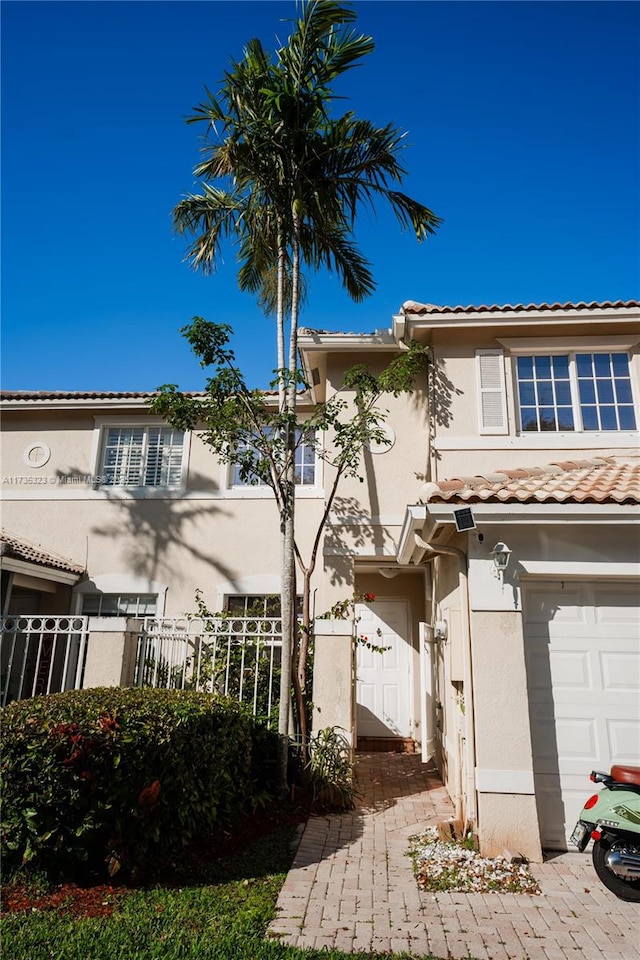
55;468;236;593
323;495;401;589
425;357;464;469
322;366;459;589
429;357;462;429
521;589;566;852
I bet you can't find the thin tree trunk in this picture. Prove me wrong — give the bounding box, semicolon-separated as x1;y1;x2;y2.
276;221;285;414
277;504;295;789
276;208;301;790
297;568;312;760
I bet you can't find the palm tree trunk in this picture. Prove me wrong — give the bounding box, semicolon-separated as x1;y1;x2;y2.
276;220;285;413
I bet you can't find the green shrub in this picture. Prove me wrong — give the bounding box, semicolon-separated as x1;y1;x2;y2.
305;727;357;811
0;687;278;881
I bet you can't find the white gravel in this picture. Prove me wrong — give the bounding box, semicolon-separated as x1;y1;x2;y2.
410;826;541;895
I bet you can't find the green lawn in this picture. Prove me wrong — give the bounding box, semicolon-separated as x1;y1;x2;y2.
1;826;429;960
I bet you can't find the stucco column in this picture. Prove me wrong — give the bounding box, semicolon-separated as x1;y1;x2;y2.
83;617;140;689
471;610;542;862
311;619;355;745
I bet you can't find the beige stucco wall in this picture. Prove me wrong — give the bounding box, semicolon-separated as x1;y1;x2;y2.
1;409;97;478
1;406;327;617
317;350;429;577
424;321;640;481
477;793;541;861
309;350;432;739
471;610;542;861
1;353;429;621
427;548;467;816
471;611;533;769
312;626;355;742
82;618;139;688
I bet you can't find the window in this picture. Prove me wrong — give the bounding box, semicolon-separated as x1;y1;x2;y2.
226;595;282;617
516;352;636;433
231;427;317;486
225;595;302;617
81;593;157;617
99;426;185;488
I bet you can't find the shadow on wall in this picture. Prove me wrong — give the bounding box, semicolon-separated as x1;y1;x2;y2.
522;590;565;851
324;496;398;588
428;358;464;465
56;468;236;593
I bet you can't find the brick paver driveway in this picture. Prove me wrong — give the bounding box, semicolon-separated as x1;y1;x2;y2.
269;752;640;959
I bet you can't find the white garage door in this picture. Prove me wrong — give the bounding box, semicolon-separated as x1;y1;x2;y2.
523;580;640;850
356;600;412;740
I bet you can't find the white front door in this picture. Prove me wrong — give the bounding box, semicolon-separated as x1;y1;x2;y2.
523;580;640;849
356;600;412;739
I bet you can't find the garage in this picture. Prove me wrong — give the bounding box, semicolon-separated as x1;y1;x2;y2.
523;579;640;850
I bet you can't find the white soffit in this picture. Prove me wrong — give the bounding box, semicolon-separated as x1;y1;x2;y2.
422;502;639;524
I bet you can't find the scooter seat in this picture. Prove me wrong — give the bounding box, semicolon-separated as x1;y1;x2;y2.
611;764;640;787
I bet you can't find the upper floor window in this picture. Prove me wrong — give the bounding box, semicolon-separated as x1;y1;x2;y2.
231;427;317;487
517;352;636;432
99;426;185;488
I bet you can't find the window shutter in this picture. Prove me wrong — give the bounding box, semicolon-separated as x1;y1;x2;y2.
476;349;508;434
100;426;184;488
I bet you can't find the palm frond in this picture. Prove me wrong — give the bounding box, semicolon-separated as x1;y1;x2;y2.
174;0;440;310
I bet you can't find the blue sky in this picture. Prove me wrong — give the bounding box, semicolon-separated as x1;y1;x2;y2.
2;1;638;392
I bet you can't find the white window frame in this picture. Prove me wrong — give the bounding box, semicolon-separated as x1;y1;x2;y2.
497;335;639;437
91;418;190;492
80;592;159;618
73;574;167;616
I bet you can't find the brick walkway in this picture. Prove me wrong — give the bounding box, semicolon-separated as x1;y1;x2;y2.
269;752;640;958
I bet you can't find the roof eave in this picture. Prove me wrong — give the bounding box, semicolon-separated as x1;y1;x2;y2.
299;331;397;354
398;302;640;337
422;501;640;524
0;556;84;585
0;397;157;411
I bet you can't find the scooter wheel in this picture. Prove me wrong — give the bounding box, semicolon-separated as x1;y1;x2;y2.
592;837;640;902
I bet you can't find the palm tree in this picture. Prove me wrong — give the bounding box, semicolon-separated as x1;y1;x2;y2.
172;0;441;781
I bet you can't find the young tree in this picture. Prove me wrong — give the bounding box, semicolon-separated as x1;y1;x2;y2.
151;320;428;751
154;1;440;784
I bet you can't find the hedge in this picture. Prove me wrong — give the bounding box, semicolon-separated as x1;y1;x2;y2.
0;687;279;880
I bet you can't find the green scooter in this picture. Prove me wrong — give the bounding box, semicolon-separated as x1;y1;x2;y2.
571;765;640;902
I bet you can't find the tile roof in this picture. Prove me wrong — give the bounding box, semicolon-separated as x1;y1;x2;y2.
401;298;639;316
0;389;283;403
420;457;640;505
0;531;85;575
0;391;165;401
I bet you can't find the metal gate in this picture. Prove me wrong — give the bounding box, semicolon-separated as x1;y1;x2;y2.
0;616;89;706
136;616;282;724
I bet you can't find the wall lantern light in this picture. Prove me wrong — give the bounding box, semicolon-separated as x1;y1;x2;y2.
490;541;512;581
